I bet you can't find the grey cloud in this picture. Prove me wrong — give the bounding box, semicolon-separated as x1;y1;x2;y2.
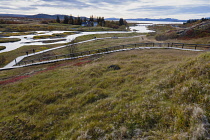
41;0;132;5
129;6;174;12
128;5;210;15
0;6;14;10
88;0;130;4
34;0;91;9
0;6;37;11
180;6;210;14
18;7;37;10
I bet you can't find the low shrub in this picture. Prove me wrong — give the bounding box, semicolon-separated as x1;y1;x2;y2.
155;32;178;41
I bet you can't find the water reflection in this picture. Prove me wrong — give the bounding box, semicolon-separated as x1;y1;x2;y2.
129;24;154;32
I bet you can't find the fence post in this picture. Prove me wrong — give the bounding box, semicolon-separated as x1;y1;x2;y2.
195;45;197;50
182;44;184;49
153;43;155;47
171;43;173;47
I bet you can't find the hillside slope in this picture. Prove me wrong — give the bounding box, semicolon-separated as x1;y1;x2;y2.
0;49;209;139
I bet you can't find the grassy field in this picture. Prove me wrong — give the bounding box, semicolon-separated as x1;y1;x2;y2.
22;33;146;61
0;21;209;139
72;32;145;43
0;38;21;43
0;49;209;139
0;23;126;32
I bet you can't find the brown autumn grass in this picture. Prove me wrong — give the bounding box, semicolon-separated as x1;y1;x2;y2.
1;49;209;139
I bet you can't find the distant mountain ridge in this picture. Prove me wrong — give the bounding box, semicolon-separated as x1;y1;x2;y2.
0;14;187;22
0;14;86;20
26;14;66;19
0;14;27;17
106;18;187;22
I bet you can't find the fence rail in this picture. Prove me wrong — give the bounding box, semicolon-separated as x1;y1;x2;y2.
16;43;210;66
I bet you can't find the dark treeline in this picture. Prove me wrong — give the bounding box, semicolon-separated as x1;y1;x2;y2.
56;15;105;26
56;15;127;29
0;15;128;29
186;17;210;24
0;19;23;24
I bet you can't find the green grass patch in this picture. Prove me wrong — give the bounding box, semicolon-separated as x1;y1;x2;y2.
0;38;21;43
0;49;209;139
73;32;145;43
33;32;76;39
0;46;6;51
0;32;36;37
42;39;66;43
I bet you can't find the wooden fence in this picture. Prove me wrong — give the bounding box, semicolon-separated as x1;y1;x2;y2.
16;43;210;66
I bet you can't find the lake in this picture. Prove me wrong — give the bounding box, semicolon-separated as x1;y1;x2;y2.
128;20;183;32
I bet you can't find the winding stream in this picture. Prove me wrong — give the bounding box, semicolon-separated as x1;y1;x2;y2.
0;31;135;53
0;21;183;53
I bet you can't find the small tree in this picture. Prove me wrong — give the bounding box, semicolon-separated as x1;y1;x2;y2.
56;16;60;23
101;17;105;27
119;18;124;26
63;15;69;24
69;14;74;25
89;15;94;22
76;16;82;25
83;17;87;23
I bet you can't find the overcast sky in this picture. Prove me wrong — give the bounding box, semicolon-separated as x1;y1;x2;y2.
0;0;210;20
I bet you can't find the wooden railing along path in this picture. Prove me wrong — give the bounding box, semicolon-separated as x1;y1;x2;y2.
15;42;210;67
